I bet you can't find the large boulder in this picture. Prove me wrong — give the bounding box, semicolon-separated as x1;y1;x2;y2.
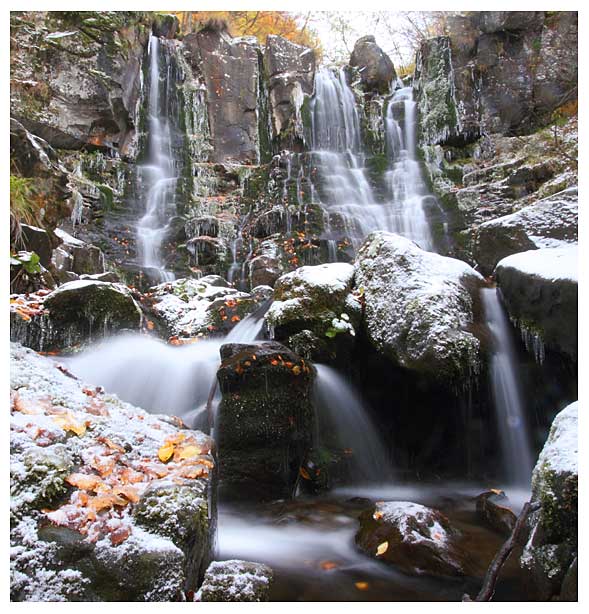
192;25;261;164
10;280;142;352
265;263;361;362
349;35;396;94
10;342;216;601
197;560;273;602
520;401;578;600
474;187;578;275
355;232;484;385
263;35;315;149
216;341;315;500
355;501;470;577
495;246;578;361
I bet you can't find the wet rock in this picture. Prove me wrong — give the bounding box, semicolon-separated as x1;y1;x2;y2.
264;35;315;148
475;490;516;536
495;246;578;361
10;342;216;601
520;401;578;600
54;228;105;275
151;13;179;39
248;254;282;288
10;12;149;154
10;251;56;294
355;232;484;385
194;25;261;164
10;280;142;352
474;187;578;275
355;501;470;577
265;262;360;362
79;272;121;283
20;224;54;267
216;341;315;500
560;556;578;602
349;35;395;94
415;12;577;145
197;560;273;602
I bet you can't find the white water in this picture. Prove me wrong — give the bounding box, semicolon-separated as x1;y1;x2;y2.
384;87;435;251
481;287;534;487
314;365;392;483
137;35;176;282
69;306;267;426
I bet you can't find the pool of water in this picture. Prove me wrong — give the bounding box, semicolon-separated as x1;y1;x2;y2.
217;481;531;602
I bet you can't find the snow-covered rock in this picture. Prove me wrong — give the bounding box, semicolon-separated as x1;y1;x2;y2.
475;187;578;275
496;246;578;361
150;277;263;338
197;560;273;602
355;501;470;577
10;342;216;601
10;280;143;352
355;232;484;384
265;262;361;362
520;401;578;600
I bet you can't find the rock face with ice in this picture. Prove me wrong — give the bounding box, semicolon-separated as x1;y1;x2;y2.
10;280;143;352
265;263;360;362
355;232;484;384
496;246;578;361
216;341;315;500
474;187;578;275
197;560;273;602
10;342;216;601
355;501;470;577
520;401;578;601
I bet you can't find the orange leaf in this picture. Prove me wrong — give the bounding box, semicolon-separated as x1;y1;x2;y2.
66;473;102;492
320;560;338;571
299;467;311;480
376;541;389;556
373;511;383;521
355;582;369;591
110;524;132;545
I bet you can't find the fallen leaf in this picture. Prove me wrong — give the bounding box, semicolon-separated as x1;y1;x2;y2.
376;541;389;556
299;467;311;480
292;365;301;375
52;413;87;437
158;442;175;463
66;473;102;492
320;560;338;571
373;511;383;521
355;582;369;591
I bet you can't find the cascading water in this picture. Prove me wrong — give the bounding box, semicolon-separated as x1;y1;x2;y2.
69;305;268;428
137;35;177;282
481;287;534;487
313;365;392;483
384;87;435;251
309;68;386;249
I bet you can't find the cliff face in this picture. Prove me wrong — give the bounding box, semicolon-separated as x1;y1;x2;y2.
414;11;578;266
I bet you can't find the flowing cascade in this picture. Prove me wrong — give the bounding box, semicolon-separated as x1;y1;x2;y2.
313;364;392;483
384;87;435;251
481;287;534;487
137;35;177;281
69;306;268;427
309;68;385;251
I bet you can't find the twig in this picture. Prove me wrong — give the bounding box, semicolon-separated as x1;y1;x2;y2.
463;500;540;602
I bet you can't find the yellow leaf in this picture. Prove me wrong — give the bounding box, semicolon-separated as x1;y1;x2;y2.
174;445;201;461
376;541;389;556
355;582;369;591
158;442;175;463
52;413;87;436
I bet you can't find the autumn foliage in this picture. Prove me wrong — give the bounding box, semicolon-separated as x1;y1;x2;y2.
172;11;321;53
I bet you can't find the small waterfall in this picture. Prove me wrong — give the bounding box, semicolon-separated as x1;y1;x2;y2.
313;364;391;483
69;306;268;427
383;87;434;251
137;35;177;282
481;288;534;487
309;68;386;251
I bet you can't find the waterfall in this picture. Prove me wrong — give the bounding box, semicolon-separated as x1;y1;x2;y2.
309;68;387;251
68;305;268;428
383;87;434;251
137;35;177;282
313;364;391;483
481;287;534;487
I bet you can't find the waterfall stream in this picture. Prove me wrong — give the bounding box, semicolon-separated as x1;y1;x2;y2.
137;35;177;282
481;287;534;486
